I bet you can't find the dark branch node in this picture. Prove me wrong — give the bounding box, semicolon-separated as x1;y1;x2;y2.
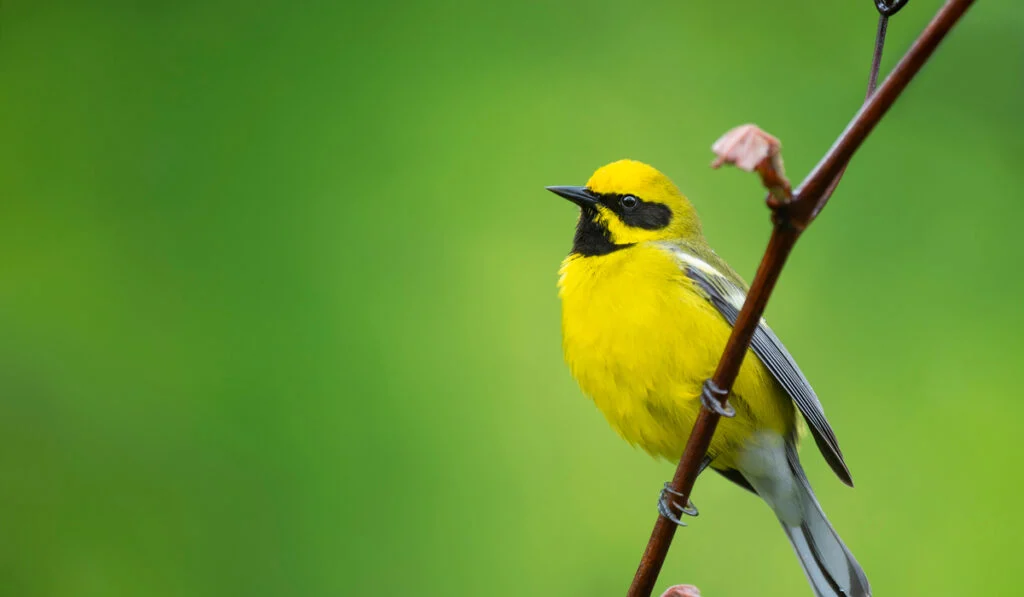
875;0;909;17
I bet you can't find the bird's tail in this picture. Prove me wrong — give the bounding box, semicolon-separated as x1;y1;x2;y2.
778;441;870;597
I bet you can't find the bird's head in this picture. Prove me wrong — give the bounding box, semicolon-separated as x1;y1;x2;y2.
548;160;702;256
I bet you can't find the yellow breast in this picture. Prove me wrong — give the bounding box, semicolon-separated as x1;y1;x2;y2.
558;243;795;466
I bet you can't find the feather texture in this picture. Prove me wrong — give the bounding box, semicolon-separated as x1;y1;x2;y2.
660;241;854;486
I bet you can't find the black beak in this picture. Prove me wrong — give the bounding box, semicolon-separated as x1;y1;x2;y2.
546;185;599;208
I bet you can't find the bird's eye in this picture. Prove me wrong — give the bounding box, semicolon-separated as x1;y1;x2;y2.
620;195;639;210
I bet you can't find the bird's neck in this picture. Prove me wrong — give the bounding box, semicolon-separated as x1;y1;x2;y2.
570;207;631;257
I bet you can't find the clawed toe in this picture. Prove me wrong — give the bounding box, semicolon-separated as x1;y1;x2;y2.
658;482;698;526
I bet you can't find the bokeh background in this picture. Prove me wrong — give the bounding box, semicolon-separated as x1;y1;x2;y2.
1;1;1022;595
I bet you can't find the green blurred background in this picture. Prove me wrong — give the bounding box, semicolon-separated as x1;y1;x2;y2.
1;1;1021;595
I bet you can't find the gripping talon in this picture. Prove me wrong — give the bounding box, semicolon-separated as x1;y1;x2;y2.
658;497;686;526
658;482;699;526
663;483;699;516
700;379;735;418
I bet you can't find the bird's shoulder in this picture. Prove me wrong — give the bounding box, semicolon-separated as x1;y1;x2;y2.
654;240;749;304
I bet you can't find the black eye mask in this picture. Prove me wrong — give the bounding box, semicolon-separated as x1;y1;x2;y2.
598;193;672;230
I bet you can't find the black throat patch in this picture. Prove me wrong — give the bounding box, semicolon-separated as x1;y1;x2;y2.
571;207;627;256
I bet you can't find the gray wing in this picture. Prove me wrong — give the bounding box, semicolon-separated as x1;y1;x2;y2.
668;247;854;487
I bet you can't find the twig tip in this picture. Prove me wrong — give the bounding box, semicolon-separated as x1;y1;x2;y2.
710;123;792;204
710;124;781;172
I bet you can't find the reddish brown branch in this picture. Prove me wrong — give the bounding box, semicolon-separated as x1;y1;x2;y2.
626;1;976;595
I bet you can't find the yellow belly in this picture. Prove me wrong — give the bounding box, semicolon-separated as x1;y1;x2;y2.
558;243;796;469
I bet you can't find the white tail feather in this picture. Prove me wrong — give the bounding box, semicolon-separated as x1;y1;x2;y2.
738;433;870;597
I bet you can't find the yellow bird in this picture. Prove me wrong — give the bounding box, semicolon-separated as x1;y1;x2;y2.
549;159;869;597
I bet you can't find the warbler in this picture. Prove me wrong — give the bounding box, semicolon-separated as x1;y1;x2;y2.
549;160;869;597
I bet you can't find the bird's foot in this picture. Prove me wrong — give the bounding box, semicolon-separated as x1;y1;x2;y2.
658;482;698;526
700;379;735;417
